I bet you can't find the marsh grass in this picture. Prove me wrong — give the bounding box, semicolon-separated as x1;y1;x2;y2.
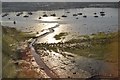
36;32;119;61
54;32;68;40
65;32;118;60
2;26;32;78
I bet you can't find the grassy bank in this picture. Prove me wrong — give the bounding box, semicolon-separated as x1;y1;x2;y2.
2;26;32;78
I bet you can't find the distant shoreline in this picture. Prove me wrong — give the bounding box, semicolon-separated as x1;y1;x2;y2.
2;2;119;12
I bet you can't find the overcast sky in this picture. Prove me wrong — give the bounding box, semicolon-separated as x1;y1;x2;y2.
1;0;120;2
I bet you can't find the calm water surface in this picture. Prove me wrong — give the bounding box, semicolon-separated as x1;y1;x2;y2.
2;8;118;43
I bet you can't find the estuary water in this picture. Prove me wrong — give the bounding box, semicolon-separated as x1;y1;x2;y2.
2;8;118;43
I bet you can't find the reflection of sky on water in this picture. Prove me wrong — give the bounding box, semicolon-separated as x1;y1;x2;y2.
2;8;118;43
40;17;60;21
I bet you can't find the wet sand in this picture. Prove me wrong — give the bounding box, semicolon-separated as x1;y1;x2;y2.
28;24;118;78
28;24;60;78
30;45;58;78
36;49;118;78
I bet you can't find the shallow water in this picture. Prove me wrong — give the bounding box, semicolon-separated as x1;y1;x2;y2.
2;8;118;43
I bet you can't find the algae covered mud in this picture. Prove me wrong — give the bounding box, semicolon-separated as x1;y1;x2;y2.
2;2;119;79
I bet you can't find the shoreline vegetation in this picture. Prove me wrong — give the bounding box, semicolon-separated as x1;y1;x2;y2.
35;31;119;61
2;26;119;78
2;26;26;78
54;32;68;40
2;26;45;78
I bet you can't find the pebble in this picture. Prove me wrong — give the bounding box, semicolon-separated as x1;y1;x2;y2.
73;72;76;74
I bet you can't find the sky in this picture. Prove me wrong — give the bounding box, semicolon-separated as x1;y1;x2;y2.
1;0;120;2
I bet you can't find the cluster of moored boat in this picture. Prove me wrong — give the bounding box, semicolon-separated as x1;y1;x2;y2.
37;11;105;19
2;10;106;24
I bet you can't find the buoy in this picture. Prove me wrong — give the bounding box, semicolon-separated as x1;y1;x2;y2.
8;18;10;20
58;17;60;19
36;32;39;34
94;13;97;15
13;21;16;24
66;11;70;13
39;17;41;19
76;17;78;19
